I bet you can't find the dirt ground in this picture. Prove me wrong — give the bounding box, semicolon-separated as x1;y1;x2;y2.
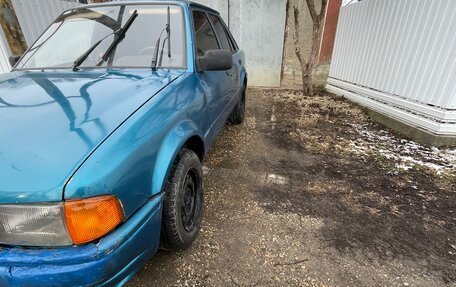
127;89;456;287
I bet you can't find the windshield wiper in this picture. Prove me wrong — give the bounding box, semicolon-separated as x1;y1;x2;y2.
96;9;138;66
151;6;172;70
72;30;119;71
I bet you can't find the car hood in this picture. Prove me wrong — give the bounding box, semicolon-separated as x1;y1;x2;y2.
0;69;183;203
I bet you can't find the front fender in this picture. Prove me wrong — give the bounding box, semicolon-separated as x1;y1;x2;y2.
152;121;204;196
64;73;206;218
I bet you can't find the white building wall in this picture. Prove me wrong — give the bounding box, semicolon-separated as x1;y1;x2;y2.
193;0;287;87
327;0;456;136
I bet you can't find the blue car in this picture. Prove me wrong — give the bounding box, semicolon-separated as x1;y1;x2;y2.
0;1;246;286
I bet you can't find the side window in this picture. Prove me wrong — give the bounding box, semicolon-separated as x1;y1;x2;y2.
192;11;219;56
224;26;239;51
208;15;231;51
223;26;236;52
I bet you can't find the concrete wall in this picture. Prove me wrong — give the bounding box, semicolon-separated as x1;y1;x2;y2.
281;0;340;89
193;0;287;87
281;0;323;88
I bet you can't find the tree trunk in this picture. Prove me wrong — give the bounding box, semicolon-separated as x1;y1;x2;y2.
281;0;290;86
300;62;313;95
292;0;328;96
292;6;308;94
0;0;27;55
306;20;325;95
302;72;313;95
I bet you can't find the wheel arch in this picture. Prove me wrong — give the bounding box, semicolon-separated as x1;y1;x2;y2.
182;135;205;162
151;121;205;197
243;73;248;88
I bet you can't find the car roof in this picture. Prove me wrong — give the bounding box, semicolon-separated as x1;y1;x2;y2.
79;1;220;15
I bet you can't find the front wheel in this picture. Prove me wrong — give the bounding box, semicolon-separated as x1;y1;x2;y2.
162;149;204;251
228;85;246;125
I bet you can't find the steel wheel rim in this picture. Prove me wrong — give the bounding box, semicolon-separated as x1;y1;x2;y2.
181;168;199;232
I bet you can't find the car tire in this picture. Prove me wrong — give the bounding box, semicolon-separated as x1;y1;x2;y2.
228;85;246;125
162;149;204;251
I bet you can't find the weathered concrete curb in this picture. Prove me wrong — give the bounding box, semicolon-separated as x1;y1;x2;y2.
366;109;456;148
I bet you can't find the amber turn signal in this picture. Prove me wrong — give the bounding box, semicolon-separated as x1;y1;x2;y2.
64;195;124;245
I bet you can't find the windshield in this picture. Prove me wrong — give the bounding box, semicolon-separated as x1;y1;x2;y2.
16;4;186;70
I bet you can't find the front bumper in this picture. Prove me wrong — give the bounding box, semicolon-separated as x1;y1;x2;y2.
0;194;164;287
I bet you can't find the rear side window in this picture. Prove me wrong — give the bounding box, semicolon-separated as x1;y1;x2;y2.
208;15;231;51
192;11;219;56
224;25;238;51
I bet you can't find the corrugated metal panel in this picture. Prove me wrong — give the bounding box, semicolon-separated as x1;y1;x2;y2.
329;0;456;110
0;28;11;73
12;0;81;47
328;0;456;136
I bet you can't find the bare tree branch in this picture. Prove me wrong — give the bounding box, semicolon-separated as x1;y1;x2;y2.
281;0;290;84
292;6;304;66
305;0;317;22
320;0;328;18
292;0;329;95
274;258;308;267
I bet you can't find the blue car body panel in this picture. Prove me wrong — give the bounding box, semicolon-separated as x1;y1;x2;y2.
0;69;183;205
0;195;163;287
64;71;208;217
0;1;247;286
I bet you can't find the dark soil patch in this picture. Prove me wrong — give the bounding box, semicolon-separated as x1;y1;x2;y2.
253;89;456;284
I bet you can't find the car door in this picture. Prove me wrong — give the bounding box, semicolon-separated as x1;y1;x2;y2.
192;10;234;146
207;14;239;113
222;17;244;97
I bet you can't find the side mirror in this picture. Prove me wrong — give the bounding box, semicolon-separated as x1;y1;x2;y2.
197;49;232;72
9;56;21;67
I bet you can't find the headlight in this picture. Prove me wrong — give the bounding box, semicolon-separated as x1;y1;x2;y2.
0;203;71;246
0;195;124;247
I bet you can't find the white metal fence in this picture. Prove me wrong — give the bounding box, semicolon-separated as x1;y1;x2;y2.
327;0;456;136
0;28;11;73
12;0;81;46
